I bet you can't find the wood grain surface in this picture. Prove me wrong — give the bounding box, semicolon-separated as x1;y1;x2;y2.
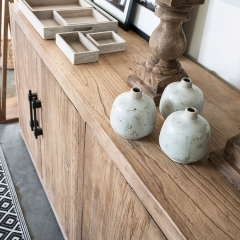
5;97;18;122
0;0;14;121
83;125;166;240
10;3;240;240
39;61;85;240
209;133;240;191
11;20;85;239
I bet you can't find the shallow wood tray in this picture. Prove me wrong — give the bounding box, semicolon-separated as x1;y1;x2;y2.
19;1;118;39
56;31;99;64
56;8;110;25
22;0;92;11
86;31;126;54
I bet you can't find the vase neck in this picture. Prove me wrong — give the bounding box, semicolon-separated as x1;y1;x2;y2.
130;88;142;100
179;77;192;88
184;107;198;120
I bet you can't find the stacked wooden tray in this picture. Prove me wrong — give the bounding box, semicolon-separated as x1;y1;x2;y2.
22;0;92;11
56;31;126;64
86;31;126;54
18;0;126;64
56;32;99;64
19;0;118;39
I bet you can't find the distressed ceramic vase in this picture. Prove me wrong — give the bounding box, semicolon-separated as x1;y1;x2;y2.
159;77;204;119
110;88;156;140
159;107;211;164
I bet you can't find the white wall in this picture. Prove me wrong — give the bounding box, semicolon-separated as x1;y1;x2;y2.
132;3;159;37
184;0;240;92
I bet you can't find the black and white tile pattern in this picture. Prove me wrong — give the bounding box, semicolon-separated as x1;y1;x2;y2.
0;146;31;240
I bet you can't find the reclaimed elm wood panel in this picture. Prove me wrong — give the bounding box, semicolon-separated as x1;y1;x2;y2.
10;3;240;240
11;19;85;240
11;20;42;177
39;61;84;240
83;125;165;240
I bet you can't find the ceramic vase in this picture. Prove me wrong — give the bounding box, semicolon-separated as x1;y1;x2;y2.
110;88;156;140
159;107;211;164
159;77;204;119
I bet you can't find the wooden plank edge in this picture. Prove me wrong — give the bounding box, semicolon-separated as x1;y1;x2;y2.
208;149;240;191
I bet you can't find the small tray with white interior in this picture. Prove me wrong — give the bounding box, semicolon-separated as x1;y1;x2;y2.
19;0;118;39
56;32;99;64
86;31;126;54
22;0;92;11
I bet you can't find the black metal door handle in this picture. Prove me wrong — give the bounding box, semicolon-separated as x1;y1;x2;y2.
28;90;37;131
32;96;43;139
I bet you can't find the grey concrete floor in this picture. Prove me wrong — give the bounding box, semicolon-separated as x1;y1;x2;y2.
0;122;64;240
0;69;64;239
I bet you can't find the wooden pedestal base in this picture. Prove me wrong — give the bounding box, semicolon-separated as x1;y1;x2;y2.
209;134;240;191
128;74;162;105
127;63;188;105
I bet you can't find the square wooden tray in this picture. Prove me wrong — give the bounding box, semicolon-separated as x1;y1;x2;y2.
86;31;126;54
19;0;118;39
22;0;92;11
56;8;110;25
56;31;99;64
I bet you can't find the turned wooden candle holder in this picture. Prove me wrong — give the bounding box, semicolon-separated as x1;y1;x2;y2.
128;0;205;106
209;133;240;191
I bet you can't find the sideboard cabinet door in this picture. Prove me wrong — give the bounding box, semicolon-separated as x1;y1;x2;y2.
12;22;85;240
11;23;42;177
38;62;85;240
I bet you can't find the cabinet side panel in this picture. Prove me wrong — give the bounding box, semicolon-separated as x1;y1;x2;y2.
83;126;166;240
11;18;42;177
39;62;85;240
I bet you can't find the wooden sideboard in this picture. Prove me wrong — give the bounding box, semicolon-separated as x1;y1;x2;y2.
10;3;240;240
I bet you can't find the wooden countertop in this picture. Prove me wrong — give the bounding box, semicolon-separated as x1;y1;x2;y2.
10;3;240;239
